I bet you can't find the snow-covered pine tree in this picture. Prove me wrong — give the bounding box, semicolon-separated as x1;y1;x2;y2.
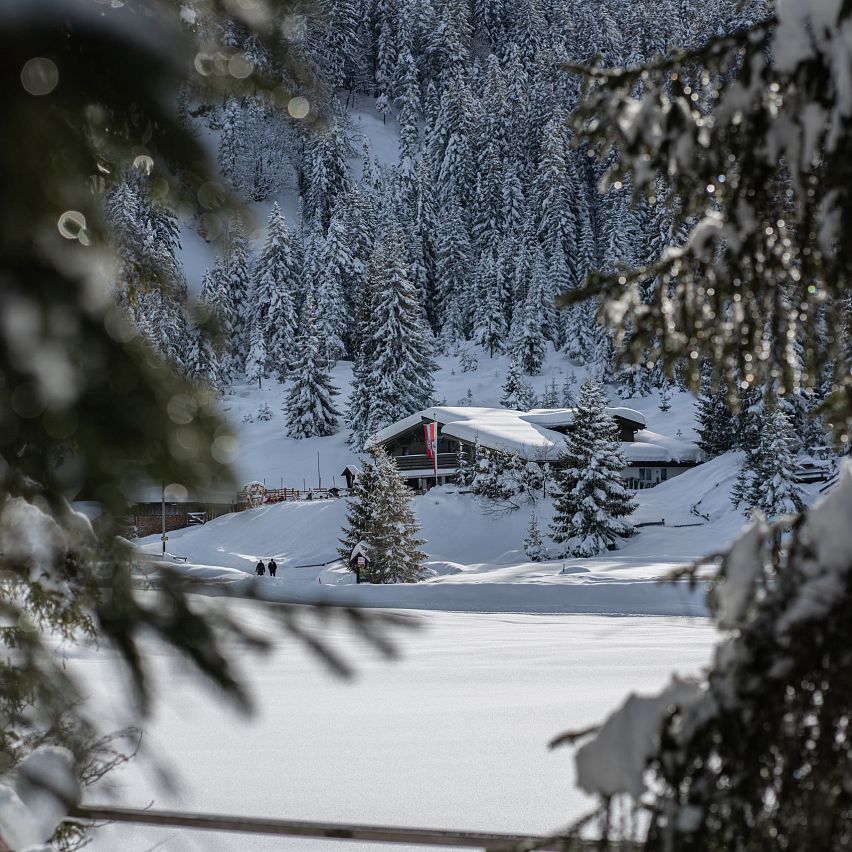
252;204;300;380
189;273;229;393
550;378;636;557
524;511;546;561
472;250;506;357
733;411;804;518
658;381;673;412
315;213;351;365
456;440;475;487
304;121;351;232
284;291;340;438
541;378;559;408
513;247;550;375
107;174;189;369
500;359;525;409
346;353;373;450
435;196;473;345
695;366;738;457
360;227;436;434
561;372;578;407
337;445;426;583
244;320;267;389
223;216;252;364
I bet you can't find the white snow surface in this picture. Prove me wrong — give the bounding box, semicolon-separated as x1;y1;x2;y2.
82;606;715;852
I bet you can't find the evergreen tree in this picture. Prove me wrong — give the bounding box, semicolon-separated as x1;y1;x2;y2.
500;359;526;409
732;411;804;518
435;197;473;344
561;372;578;408
285;291;340;438
222;217;252;370
550;378;636;556
244;320;267;389
541;377;560;408
315;213;352;365
472;251;506;357
338;445;426;583
349;228;436;442
524;511;546;562
252;204;300;379
513;247;551;375
695;367;738;457
304;121;351;232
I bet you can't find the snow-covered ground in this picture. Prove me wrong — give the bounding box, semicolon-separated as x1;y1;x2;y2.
84;604;714;852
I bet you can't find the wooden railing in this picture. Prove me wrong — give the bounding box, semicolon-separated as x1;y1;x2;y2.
392;453;460;472
68;805;638;850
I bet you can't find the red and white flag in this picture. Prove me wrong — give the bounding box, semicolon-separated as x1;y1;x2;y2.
423;422;438;476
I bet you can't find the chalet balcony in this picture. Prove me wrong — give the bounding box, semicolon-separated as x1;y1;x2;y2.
391;453;460;472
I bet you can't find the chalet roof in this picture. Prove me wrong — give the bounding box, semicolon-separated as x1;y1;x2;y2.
522;407;646;431
368;406;701;464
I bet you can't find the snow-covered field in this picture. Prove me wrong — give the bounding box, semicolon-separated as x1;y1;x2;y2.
84;604;714;851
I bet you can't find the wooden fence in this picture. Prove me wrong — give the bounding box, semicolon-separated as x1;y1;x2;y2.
235;487;345;510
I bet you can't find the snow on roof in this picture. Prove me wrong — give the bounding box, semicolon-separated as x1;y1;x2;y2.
522;407;646;430
369;407;697;464
625;430;703;464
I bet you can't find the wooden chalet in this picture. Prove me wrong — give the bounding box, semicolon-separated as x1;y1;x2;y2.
368;406;703;491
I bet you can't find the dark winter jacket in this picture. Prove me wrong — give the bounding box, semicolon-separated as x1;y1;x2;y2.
268;560;277;575
256;561;266;576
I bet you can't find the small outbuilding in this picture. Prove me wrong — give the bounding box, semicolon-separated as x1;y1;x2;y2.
341;464;360;491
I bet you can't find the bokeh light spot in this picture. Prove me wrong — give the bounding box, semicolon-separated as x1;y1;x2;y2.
228;53;253;79
133;154;154;175
57;210;87;241
21;57;59;96
288;96;310;119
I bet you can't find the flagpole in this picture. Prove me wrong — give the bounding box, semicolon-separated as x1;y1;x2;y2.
433;417;439;491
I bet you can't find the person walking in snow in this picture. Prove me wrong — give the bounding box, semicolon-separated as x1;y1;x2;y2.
255;559;266;576
268;558;277;577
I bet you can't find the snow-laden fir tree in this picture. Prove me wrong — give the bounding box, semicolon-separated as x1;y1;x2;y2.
252;204;300;380
524;511;546;562
732;410;804;518
513;247;550;375
348;226;436;443
106;174;189;370
541;378;559;408
222;217;252;367
472;251;506;357
244;320;267;389
315;213;352;365
337;445;425;583
284;291;340;439
456;440;475;487
550;378;636;557
189;265;231;391
695;366;738;457
500;359;525;408
303;121;351;232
